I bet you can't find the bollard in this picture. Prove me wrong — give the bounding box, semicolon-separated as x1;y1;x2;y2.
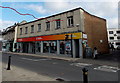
82;68;88;83
7;56;11;70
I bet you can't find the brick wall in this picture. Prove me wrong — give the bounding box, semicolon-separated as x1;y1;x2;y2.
84;12;109;54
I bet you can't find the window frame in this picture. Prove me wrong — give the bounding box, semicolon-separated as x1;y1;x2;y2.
109;37;114;40
117;36;120;39
67;16;74;27
109;31;113;34
116;31;120;34
38;24;41;32
25;27;28;34
31;25;34;33
56;19;61;29
20;28;22;35
46;22;50;31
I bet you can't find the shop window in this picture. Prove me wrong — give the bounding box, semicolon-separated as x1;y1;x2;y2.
116;31;120;34
65;41;71;55
50;41;57;53
60;40;71;55
43;41;57;53
56;19;61;29
109;31;113;34
25;27;28;34
60;41;65;54
20;28;22;35
67;16;74;27
38;24;41;32
36;42;41;52
31;25;34;33
46;22;50;31
43;41;49;53
109;37;114;40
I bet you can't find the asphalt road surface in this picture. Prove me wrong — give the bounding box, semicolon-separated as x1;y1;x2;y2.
2;53;119;81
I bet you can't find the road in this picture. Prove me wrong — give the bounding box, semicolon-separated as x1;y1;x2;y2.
2;53;119;81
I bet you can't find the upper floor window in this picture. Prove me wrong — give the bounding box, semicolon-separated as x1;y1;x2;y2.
109;31;113;34
25;27;28;34
31;25;34;33
117;36;120;39
109;37;114;40
67;16;74;27
116;31;120;34
46;22;50;31
116;42;120;45
56;19;61;29
20;28;22;35
38;24;41;32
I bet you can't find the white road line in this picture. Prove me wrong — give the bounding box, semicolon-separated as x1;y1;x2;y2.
70;63;92;67
21;58;51;61
94;65;120;72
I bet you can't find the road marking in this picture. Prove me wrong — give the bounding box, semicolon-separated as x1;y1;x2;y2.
52;62;57;64
21;58;51;61
94;65;120;72
70;63;92;67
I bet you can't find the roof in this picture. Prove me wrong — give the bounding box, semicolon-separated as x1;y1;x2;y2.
19;7;106;26
2;24;18;35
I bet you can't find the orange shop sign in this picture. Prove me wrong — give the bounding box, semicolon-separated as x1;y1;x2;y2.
17;32;82;42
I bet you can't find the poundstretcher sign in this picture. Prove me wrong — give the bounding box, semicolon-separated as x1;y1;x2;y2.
17;32;82;42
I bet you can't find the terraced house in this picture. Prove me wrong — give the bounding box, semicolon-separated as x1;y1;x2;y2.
16;7;109;58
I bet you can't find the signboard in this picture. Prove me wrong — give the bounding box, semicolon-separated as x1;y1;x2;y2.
82;33;87;39
17;32;82;42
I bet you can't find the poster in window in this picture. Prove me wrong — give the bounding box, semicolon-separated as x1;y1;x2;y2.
65;42;71;51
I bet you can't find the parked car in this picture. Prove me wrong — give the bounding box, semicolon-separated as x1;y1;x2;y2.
117;45;120;50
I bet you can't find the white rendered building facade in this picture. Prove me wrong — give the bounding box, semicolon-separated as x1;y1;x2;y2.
107;28;120;48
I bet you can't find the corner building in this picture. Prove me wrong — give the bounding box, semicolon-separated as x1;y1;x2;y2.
17;7;109;58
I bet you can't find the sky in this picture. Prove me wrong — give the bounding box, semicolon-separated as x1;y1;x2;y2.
0;0;119;30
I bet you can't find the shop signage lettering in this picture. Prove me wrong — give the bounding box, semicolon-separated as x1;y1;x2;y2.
17;32;82;42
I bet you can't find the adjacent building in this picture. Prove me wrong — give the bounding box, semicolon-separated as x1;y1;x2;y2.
107;28;120;48
2;24;18;52
0;30;2;51
16;7;109;58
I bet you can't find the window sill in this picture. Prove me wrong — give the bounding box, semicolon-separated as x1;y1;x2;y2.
37;31;41;32
55;27;61;30
45;30;50;31
67;25;74;28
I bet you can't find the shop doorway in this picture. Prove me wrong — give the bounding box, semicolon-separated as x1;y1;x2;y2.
23;42;29;53
31;42;35;54
74;39;79;58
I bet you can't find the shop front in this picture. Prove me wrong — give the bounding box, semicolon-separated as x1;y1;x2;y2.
17;32;86;58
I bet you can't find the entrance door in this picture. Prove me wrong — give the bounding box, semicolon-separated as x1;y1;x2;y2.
23;42;29;53
32;42;35;54
74;39;79;58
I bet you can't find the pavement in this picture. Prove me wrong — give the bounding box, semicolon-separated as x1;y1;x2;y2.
3;50;120;67
2;62;56;81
